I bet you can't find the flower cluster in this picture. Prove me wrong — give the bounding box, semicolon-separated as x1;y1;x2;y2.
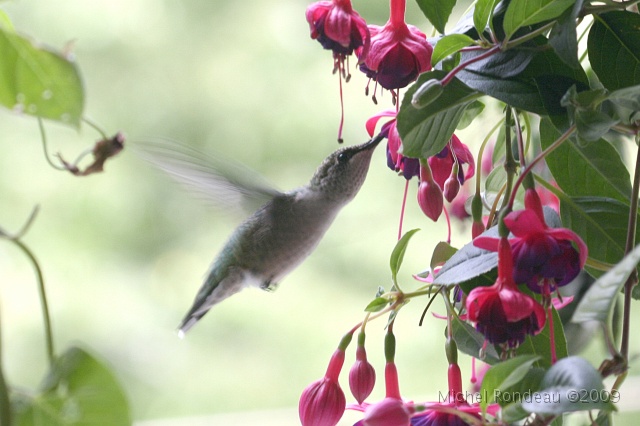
467;189;587;350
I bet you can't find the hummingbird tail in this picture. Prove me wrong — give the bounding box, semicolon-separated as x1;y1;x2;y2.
176;270;248;337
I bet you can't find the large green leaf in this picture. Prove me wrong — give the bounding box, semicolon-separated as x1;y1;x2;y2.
415;0;457;34
0;27;84;127
431;34;475;66
559;196;640;269
588;11;640;91
572;243;640;324
548;0;585;69
473;0;499;36
503;0;574;40
12;346;130;426
390;228;420;284
397;71;481;158
522;356;615;414
451;315;501;364
539;118;632;203
479;355;540;410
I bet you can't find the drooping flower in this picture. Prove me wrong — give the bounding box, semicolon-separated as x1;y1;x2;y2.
361;397;413;426
467;237;546;348
357;0;432;93
478;189;587;293
299;348;347;426
306;0;370;67
428;134;475;196
349;334;376;404
366;110;419;179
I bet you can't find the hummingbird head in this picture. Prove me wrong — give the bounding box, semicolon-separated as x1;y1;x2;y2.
309;134;385;202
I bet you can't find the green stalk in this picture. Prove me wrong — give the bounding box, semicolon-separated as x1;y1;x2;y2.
500;108;517;213
620;142;640;360
0;305;11;426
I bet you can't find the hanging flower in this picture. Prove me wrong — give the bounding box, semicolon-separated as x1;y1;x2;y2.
349;334;376;404
428;134;475;195
417;163;444;221
299;348;347;426
357;0;432;93
366;110;419;179
306;0;370;68
467;237;546;348
476;189;587;293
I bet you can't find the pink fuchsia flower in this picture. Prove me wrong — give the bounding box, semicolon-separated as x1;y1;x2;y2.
478;189;587;293
349;335;376;404
299;348;347;426
306;0;370;66
357;0;432;92
428;134;475;196
361;397;413;426
366;110;419;179
467;237;546;348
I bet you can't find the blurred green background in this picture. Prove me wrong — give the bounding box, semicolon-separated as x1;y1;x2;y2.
1;1;640;425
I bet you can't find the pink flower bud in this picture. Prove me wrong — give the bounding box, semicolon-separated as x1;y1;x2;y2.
349;346;376;404
299;349;347;426
417;180;443;221
472;220;485;239
362;397;412;426
443;174;461;203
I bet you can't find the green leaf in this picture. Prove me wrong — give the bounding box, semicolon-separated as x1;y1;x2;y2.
432;34;475;66
479;355;541;410
572;244;640;324
456;100;485;130
539;118;632;203
574;109;619;142
522;356;615;414
558;196;640;270
503;0;574;40
13;346;130;425
473;0;499;36
364;297;390;313
0;27;83;127
588;11;640;91
0;9;14;31
415;0;457;34
607;84;640;111
451;315;500;364
430;241;458;270
548;0;584;69
397;71;481;158
390;228;420;284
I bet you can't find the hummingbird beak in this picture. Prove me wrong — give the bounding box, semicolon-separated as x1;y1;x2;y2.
357;132;386;152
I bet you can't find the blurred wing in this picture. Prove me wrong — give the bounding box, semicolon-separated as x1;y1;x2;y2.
134;140;281;214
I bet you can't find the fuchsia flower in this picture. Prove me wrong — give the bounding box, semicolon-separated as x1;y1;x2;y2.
299;348;347;426
467;237;546;348
357;0;432;91
428;134;475;198
418;163;444;221
366;110;419;179
476;189;587;293
306;0;370;67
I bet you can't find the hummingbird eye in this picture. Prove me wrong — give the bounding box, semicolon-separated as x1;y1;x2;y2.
337;152;350;164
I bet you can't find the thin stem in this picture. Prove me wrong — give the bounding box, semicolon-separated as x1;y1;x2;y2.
398;179;409;240
441;45;501;87
0;303;11;426
500;108;517;212
475;119;505;195
503;21;556;47
38;118;66;171
12;239;55;367
508;125;577;210
620;142;640;360
512;108;526;168
82;116;108;140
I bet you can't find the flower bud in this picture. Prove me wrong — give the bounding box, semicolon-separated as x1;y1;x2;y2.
349;341;376;404
411;79;443;108
299;348;347;426
417;180;443;221
362;397;412;426
443;175;460;203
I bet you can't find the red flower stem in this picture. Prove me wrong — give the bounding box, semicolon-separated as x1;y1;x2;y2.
441;45;501;87
507;125;576;211
389;0;406;27
620;140;640;360
548;304;557;365
337;68;345;143
443;205;452;244
398;179;409;240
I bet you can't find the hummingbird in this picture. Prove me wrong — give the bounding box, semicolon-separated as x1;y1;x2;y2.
139;134;384;336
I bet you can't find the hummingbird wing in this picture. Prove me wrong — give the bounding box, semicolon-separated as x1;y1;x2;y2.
134;140;282;214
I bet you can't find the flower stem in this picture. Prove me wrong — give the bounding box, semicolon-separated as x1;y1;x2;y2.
398;179;409;240
0;305;11;426
389;0;406;27
500;108;517;215
620;141;640;360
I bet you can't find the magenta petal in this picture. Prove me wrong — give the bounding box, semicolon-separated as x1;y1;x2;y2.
547;227;588;268
504;209;547;236
473;236;499;252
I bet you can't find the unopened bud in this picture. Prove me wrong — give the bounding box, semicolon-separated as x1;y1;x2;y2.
411;79;443;109
417;180;444;221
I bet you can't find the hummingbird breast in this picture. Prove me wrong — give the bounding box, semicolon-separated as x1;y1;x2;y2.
222;188;342;289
